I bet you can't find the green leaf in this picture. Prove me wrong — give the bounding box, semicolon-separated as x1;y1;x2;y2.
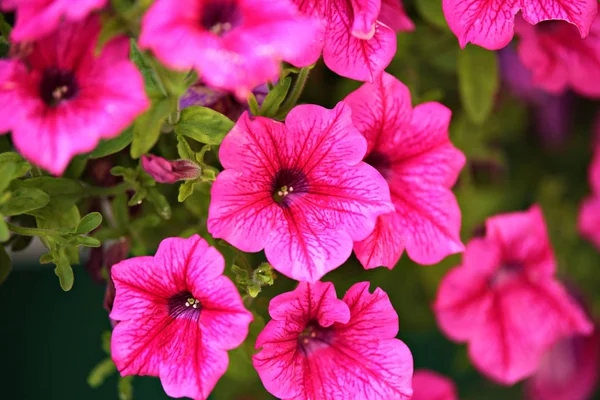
15;178;83;218
87;358;117;388
0;187;50;216
96;16;127;54
0;163;16;194
174;106;234;145
130;40;159;94
39;252;54;264
11;234;33;252
416;0;450;30
112;193;129;231
101;331;112;355
75;236;102;248
176;135;196;160
0;152;30;179
76;212;103;234
0;245;11;285
55;250;74;291
89;127;134;159
146;188;171;219
259;77;292;118
247;94;260;116
0;219;8;242
130;97;172;158
178;180;195;202
458;45;499;124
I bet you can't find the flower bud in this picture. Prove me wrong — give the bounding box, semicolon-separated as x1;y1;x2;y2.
141;154;202;184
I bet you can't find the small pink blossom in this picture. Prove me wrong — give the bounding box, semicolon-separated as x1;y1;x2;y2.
1;0;107;42
291;0;414;82
344;72;465;269
0;17;149;175
207;103;393;282
412;370;458;400
443;0;598;50
110;235;253;400
525;327;600;400
434;205;594;384
139;0;317;98
253;281;414;400
579;127;600;248
516;15;600;98
141;154;202;184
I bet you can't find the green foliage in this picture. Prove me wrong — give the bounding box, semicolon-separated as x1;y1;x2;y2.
174;106;235;145
0;245;11;285
457;45;499;124
89;127;134;159
259;77;292;117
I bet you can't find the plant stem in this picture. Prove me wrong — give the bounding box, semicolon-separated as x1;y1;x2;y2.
6;222;61;237
276;67;311;120
82;182;134;198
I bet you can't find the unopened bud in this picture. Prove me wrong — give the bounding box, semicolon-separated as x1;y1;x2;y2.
142;154;202;184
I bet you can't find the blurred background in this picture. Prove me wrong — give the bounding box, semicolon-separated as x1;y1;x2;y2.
2;0;600;399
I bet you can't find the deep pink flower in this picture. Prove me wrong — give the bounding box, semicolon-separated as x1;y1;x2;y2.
1;0;107;42
344;72;465;269
110;235;253;400
579;133;600;248
141;154;202;184
412;370;458;400
207;103;393;282
139;0;317;98
525;327;600;400
291;0;414;82
443;0;598;50
516;15;600;98
0;18;148;175
253;281;414;400
434;205;594;384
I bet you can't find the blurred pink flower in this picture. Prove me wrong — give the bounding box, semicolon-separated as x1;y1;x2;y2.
110;235;253;400
516;15;600;98
291;0;414;82
0;17;148;175
443;0;597;50
141;154;201;184
344;72;465;269
434;205;593;385
207;103;393;282
525;327;600;400
412;370;458;400
1;0;107;42
139;0;317;98
253;281;413;400
579;128;600;248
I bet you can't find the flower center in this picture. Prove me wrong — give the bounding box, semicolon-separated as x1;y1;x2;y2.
298;321;332;355
489;262;522;288
364;151;392;179
199;0;243;36
168;291;202;320
39;67;79;107
272;168;309;206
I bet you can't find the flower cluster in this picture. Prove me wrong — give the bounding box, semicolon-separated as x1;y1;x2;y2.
1;0;600;399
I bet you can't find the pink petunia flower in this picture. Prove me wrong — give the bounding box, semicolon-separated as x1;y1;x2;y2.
139;0;318;98
0;17;149;175
110;235;253;400
207;103;394;282
516;15;600;98
443;0;598;50
579;127;600;249
434;205;594;385
1;0;107;42
253;281;414;400
412;370;458;400
291;0;414;82
344;72;465;269
141;154;202;184
525;327;599;400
